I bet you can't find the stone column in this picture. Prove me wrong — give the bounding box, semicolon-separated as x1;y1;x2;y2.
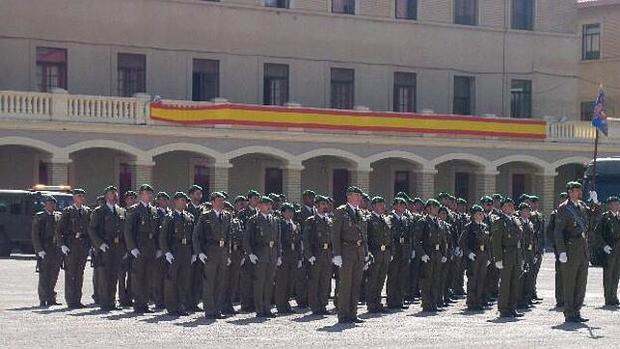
351;166;372;193
133;160;154;187
283;163;304;204
210;161;231;195
534;171;557;216
46;157;72;186
415;168;437;199
475;169;498;202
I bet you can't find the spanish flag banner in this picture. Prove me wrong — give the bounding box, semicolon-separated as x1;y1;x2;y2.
150;102;546;140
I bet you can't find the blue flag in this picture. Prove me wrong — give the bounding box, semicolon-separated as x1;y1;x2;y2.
592;87;609;136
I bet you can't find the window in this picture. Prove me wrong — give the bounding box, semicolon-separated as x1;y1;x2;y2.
264;168;283;194
192;59;219;101
332;0;355;14
263;63;289;106
454;0;477;25
580;101;595;121
332;169;350;206
265;0;289;8
512;174;526;200
511;79;532;118
117;53;146;97
455;172;470;202
118;163;133;206
395;0;417;20
38;161;49;185
393;72;416;112
582;24;601;60
36;47;67;92
194;165;210;195
453;76;474;115
394;171;410;197
331;68;355;109
511;0;534;30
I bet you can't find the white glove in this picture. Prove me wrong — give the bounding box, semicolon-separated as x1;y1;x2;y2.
191;254;197;264
297;260;303;269
227;257;232;266
454;247;461;257
240;257;245;266
276;257;283;267
130;248;140;258
165;252;174;264
155;250;163;259
99;243;109;253
441;256;447;263
390;255;394;262
249;253;259;264
410;250;416;260
589;191;599;204
533;257;538;264
421;254;430;263
61;245;70;256
604;245;613;255
308;256;316;265
486;260;491;267
365;253;373;263
332;255;343;268
363;263;369;271
559;252;568;264
495;260;504;270
37;251;46;259
199;253;208;264
468;252;476;261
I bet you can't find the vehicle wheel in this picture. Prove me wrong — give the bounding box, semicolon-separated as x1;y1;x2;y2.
0;232;12;257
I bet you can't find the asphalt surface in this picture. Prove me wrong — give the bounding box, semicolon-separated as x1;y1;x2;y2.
0;253;617;348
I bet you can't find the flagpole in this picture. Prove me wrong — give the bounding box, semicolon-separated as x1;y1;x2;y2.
592;128;599;192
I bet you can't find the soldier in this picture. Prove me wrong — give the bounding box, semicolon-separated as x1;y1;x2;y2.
294;189;315;310
233;195;248;213
303;195;333;316
332;186;369;324
88;186;126;311
366;196;392;313
119;190;137;307
437;206;454;307
160;192;194;316
492;197;524;318
527;195;545;302
186;184;204;312
554;181;601;322
275;203;303;314
547;192;567;308
408;197;425;299
415;199;447;312
56;189;91;309
598;196;620;306
32;195;62;307
222;201;244;315
516;202;535;310
152;191;170;309
244;196;281;318
463;205;491;311
452;198;469;297
481;195;499;304
238;189;261;312
386;197;413;310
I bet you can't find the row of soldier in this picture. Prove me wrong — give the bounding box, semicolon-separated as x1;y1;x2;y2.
31;181;620;324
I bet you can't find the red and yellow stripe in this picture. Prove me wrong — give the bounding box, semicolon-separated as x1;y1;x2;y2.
150;103;546;140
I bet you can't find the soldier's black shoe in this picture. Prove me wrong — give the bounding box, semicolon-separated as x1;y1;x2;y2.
533;295;543;301
565;316;579;323
511;310;524;317
555;303;564;308
401;305;409;310
205;314;219;319
266;311;277;318
576;315;589;322
222;308;238;315
68;303;86;309
188;306;202;312
467;306;483;311
48;300;62;306
499;311;514;318
338;318;352;324
351;317;364;323
39;301;48;307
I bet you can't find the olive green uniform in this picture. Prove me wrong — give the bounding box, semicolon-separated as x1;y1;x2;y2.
463;220;491;309
415;215;447;311
597;211;620;305
530;211;545;298
303;214;333;314
151;207;169;308
546;210;563;306
237;206;258;311
491;213;523;316
32;210;62;305
275;219;303;313
187;202;204;311
366;212;392;312
517;218;535;308
386;212;412;308
223;216;244;313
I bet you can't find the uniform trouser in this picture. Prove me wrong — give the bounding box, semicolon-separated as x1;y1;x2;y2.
452;256;465;294
554;252;564;305
189;262;203;309
409;257;421;297
366;250;390;311
466;254;489;308
294;261;309;307
118;255;131;305
336;245;364;321
485;264;499;299
130;244;157;311
37;244;61;304
240;261;255;310
97;244;125;308
308;252;332;312
253;254;277;315
92;266;100;304
202;248;228;316
223;248;242;310
604;249;620;304
420;253;441;310
164;245;192;313
498;262;520;313
387;249;410;307
275;253;297;311
64;238;89;306
531;253;543;297
562;243;588;319
440;259;451;303
518;260;534;306
151;255;166;306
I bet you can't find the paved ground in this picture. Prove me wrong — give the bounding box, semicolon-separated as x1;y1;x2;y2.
0;253;617;348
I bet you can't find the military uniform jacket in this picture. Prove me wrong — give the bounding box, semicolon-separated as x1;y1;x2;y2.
519;218;535;263
193;210;232;256
124;203;160;252
280;219;303;261
56;205;91;247
297;205;314;227
159;210;194;254
389;212;412;257
367;212;393;256
303;214;333;259
598;211;620;250
331;205;368;257
553;200;600;255
88;204;126;249
530;211;545;255
462;221;491;258
32;210;62;253
229;216;244;254
415;215;447;258
244;213;282;261
187;203;204;223
546;210;558;249
491;213;523;267
237;206;259;229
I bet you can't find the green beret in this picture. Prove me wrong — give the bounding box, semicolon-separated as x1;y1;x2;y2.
293;203;301;210
224;201;234;210
260;196;274;204
470;204;484;214
247;190;261;199
314;195;329;204
518;194;531;203
327;197;334;203
437;192;450;199
501;197;515;206
362;193;370;201
72;188;86;196
395;192;412;201
220;191;229;199
268;193;281;202
426;198;440;208
456;198;467;205
413;197;424;205
279;194;287;201
303;190;316;198
173;192;188;200
371;196;385;205
566;181;582;190
607;196;619;204
392;197;407;205
448;195;456;201
124;190;137;199
210;191;226;201
188;185;203;194
233;195;247;204
280;202;295;212
529;195;539;202
42;195;57;203
346;186;363;195
138;184;154;193
518;202;531;210
492;194;504;201
104;186;118;194
559;192;568;199
480;196;493;204
438;205;449;214
156;192;170;200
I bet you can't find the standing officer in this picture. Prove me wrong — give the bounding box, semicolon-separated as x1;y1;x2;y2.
244;196;281;318
331;186;368;324
463;205;491;311
186;184;204;312
295;189;316;309
554;181;600;322
32;195;62;307
275;203;303;314
366;196;392;313
238;189;261;313
598;196;620;306
481;195;499;304
516;202;535;309
527;195;545;302
222;202;244;315
386;197;413;310
547;192;568;307
415;199;446;312
492;198;524;318
56;189;91;309
152;192;170;309
193;192;233;319
88;186;126;311
159;192;194;316
303;195;333;316
124;184;159;314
